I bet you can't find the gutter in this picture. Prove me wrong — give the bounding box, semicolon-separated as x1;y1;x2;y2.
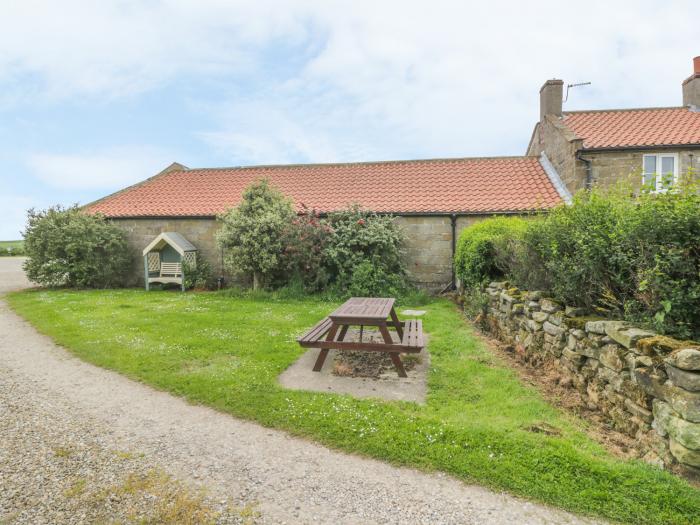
451;214;457;290
578;143;700;154
576;152;593;190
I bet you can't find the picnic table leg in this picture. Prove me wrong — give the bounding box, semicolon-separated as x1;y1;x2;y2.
313;323;339;372
378;323;407;378
389;308;404;339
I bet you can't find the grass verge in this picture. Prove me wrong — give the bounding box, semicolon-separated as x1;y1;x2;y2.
7;288;700;524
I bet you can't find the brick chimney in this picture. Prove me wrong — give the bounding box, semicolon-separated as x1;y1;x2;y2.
682;56;700;108
540;79;563;121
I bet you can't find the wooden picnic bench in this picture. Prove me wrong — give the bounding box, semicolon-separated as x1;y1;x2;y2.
297;297;424;378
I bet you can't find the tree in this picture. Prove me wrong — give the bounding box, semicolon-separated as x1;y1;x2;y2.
216;179;294;289
23;205;131;288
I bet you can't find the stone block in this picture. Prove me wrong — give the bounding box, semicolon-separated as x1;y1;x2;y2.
531;311;548;323
570;329;585;340
666;366;700;392
577;343;601;360
599;344;627;372
548;312;564;326
585;320;612;335
543;321;564;337
624;398;653;423
666;385;700;423
540;299;561;313
562;348;584;366
633;368;669;401
526;319;542;333
669;438;700;467
665;348;700;372
605;322;656;350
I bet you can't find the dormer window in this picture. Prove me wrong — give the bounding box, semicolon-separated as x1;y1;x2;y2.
642;153;678;192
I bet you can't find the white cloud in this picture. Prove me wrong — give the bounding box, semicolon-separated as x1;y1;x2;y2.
26;147;176;190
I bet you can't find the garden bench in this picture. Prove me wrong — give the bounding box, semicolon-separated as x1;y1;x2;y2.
297;297;424;378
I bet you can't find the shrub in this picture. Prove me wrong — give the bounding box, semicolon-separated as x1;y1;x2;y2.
617;184;700;338
345;259;407;298
183;252;213;290
457;182;700;339
454;216;528;290
216;179;294;290
23;205;131;288
278;206;331;292
323;206;407;293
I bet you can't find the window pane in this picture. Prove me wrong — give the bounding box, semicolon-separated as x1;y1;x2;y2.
659;156;675;189
643;156;656;174
642;156;656;188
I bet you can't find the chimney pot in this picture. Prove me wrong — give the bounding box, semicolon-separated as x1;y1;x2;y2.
539;79;564;121
682;56;700;107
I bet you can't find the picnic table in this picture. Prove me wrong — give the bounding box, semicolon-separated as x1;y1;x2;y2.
297;297;424;378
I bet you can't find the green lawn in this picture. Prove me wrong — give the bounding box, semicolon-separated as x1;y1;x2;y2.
7;288;700;524
0;239;24;253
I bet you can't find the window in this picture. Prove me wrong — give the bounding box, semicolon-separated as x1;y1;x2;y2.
642;153;678;192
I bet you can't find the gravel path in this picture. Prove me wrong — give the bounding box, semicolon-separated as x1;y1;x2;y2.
0;258;600;524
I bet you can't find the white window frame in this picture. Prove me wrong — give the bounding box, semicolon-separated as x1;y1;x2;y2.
642;153;679;193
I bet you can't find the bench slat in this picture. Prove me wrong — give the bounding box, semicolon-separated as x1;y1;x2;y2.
299;317;333;343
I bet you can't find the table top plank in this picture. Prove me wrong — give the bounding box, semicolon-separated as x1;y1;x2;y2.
329;297;395;322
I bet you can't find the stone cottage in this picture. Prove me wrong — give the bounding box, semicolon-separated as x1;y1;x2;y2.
528;56;700;194
86;157;567;290
86;55;700;290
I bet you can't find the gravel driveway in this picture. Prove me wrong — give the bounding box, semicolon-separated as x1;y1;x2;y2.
0;258;600;524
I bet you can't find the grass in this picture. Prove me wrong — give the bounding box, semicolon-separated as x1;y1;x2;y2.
0;239;24;256
7;288;700;525
0;240;23;249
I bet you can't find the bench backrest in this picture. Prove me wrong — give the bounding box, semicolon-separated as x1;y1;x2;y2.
160;262;182;277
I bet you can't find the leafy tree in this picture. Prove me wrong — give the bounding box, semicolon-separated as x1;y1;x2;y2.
216;179;294;289
23;205;131;288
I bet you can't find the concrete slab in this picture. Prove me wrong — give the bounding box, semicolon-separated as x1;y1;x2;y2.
401;309;427;316
278;339;430;404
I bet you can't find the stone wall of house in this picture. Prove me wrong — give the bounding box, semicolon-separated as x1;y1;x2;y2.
396;215;489;291
529;118;700;195
482;281;700;474
114;215;491;290
111;218;222;286
527;117;586;194
582;149;700;189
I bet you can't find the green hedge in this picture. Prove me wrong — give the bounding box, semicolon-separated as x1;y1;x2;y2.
455;184;700;339
454;216;528;290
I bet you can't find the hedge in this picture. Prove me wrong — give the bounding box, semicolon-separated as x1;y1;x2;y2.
455;184;700;339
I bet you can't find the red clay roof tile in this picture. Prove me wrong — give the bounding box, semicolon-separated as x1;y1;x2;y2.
86;157;562;217
561;107;700;149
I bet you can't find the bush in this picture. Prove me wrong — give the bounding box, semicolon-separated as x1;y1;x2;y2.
323;206;408;294
454;216;528;290
183;252;213;290
23;205;131;288
216;179;294;290
457;182;700;339
278;206;331;292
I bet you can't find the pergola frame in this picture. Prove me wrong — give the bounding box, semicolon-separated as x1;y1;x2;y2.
142;232;197;292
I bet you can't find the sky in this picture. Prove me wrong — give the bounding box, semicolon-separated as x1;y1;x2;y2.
1;0;698;239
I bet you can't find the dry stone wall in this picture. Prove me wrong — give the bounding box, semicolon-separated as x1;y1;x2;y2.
483;281;700;474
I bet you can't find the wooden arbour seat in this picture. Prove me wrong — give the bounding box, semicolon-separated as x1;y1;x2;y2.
150;261;182;284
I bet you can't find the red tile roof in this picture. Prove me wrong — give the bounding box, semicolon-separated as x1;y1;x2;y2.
561;107;700;149
86;157;563;218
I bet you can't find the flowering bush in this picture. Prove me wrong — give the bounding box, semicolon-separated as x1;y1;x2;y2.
23;205;131;288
